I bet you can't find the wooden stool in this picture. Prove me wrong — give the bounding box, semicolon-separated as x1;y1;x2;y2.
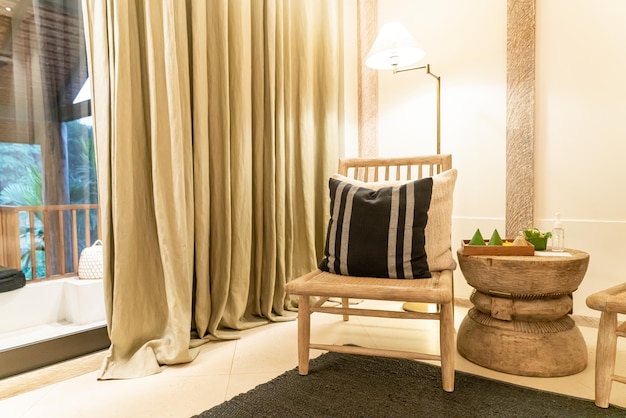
586;283;626;408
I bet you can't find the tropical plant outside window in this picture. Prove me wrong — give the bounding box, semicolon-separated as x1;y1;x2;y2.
0;0;97;280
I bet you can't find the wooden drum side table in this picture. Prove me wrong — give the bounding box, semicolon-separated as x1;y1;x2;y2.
456;248;590;377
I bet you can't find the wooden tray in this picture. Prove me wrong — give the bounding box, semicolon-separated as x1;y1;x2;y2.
461;239;535;256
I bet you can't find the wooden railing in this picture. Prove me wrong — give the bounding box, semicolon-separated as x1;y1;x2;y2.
0;204;101;280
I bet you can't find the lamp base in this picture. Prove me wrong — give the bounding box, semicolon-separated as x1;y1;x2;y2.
402;302;440;313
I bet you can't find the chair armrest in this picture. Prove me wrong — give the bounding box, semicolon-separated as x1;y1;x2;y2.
586;282;626;313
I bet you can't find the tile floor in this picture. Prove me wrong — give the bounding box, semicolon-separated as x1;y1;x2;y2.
1;301;625;418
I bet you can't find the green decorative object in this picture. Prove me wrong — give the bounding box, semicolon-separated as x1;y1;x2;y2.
468;229;486;246
523;228;552;251
488;229;503;246
526;237;547;250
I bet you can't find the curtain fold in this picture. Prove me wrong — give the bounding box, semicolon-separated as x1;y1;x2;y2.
83;0;342;379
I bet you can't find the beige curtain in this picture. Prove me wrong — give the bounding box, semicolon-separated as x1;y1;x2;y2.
82;0;342;379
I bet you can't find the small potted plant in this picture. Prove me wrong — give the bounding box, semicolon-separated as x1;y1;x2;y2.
523;228;552;251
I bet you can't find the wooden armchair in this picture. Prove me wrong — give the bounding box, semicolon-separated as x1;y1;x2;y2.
586;283;626;407
285;154;457;392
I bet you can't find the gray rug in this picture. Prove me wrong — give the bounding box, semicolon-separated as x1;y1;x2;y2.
193;352;626;417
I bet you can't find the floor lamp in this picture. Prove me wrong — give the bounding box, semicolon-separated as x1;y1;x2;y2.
365;22;441;156
366;22;442;313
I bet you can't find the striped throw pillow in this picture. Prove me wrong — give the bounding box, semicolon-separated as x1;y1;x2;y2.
330;169;458;273
318;176;433;279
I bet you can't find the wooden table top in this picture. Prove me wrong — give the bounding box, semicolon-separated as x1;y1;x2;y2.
457;247;589;262
456;248;590;296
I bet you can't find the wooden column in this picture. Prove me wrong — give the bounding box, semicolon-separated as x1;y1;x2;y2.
357;0;378;157
33;4;73;275
506;0;535;237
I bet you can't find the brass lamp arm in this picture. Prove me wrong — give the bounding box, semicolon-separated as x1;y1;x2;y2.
393;63;439;80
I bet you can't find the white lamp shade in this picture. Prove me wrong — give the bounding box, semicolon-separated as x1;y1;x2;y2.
365;22;425;70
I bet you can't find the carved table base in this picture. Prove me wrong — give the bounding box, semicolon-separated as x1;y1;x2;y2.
457;306;587;376
456;248;590;377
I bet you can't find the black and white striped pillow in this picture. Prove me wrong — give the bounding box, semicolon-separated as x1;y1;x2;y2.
318;176;433;279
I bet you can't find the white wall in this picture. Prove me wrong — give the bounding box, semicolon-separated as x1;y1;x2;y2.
344;0;626;317
534;0;626;316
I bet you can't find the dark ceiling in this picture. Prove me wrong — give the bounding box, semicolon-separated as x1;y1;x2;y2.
0;0;87;144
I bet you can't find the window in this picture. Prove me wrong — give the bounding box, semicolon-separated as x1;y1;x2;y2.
0;1;109;378
0;0;98;280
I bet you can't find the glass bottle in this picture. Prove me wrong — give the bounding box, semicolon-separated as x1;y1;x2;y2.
552;213;565;252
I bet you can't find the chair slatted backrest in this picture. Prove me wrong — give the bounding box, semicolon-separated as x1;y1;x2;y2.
338;154;452;182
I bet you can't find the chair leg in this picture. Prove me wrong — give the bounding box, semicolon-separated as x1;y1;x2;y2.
341;297;350;321
439;301;455;392
298;295;311;375
595;311;618;408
